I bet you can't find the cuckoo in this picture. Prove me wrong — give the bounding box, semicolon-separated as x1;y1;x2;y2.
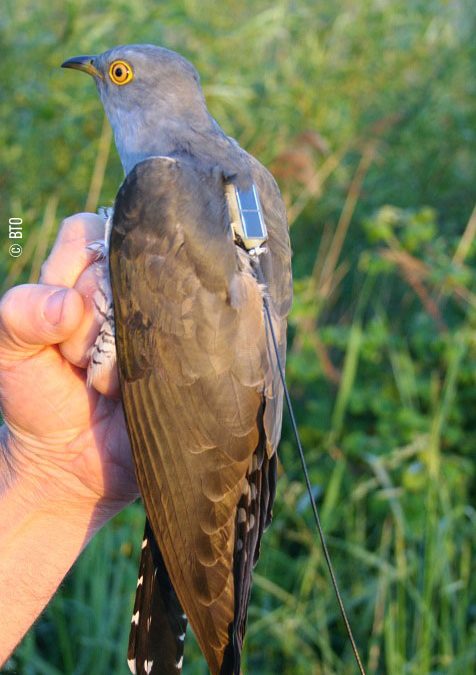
61;44;292;675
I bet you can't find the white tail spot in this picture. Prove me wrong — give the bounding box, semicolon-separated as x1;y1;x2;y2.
249;514;255;530
178;632;186;641
127;658;137;674
131;611;139;625
176;656;184;669
137;575;143;587
144;660;154;674
141;538;148;549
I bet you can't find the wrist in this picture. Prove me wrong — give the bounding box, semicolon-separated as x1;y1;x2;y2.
0;427;109;664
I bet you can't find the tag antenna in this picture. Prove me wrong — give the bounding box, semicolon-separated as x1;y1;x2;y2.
251;257;367;675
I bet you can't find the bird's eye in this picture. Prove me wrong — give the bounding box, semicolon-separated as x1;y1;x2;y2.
109;60;133;85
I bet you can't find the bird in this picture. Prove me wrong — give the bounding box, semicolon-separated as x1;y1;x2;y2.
61;44;292;675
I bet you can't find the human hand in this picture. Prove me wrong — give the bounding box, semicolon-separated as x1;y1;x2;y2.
0;213;138;524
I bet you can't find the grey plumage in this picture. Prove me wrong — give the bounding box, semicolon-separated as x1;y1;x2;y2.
62;44;292;675
89;45;250;179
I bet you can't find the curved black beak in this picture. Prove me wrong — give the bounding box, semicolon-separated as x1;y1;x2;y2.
61;55;103;80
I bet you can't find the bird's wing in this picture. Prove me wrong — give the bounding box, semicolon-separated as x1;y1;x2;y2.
110;156;291;674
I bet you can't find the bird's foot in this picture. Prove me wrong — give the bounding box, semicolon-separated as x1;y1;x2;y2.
86;239;107;262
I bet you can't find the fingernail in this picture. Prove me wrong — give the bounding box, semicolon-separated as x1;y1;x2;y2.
44;289;68;325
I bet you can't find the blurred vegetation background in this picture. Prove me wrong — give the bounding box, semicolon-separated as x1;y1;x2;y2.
1;0;475;673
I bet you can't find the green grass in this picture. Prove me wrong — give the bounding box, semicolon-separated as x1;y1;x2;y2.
2;0;476;673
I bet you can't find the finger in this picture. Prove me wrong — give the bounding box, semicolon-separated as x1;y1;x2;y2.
89;360;121;398
40;212;106;288
0;284;84;365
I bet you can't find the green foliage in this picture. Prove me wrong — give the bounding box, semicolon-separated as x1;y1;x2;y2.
2;0;476;673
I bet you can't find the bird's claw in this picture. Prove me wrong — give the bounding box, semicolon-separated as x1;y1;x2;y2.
87;240;107;262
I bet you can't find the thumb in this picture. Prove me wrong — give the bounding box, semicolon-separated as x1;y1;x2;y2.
0;284;84;363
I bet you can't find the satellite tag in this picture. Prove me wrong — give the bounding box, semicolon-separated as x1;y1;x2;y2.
225;183;268;250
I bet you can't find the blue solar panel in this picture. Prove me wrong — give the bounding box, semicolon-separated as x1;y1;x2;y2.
241;211;263;238
236;187;259;212
236;185;267;241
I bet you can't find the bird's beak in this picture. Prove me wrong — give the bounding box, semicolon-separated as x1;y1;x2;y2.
61;55;103;80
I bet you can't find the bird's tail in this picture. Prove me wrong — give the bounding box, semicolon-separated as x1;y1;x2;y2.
127;519;188;675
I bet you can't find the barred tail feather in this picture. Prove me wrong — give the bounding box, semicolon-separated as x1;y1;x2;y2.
128;519;188;675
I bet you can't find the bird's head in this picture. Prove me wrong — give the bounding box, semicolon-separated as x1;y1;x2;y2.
62;44;212;173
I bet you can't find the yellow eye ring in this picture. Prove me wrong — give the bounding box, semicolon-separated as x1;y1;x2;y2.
108;60;133;85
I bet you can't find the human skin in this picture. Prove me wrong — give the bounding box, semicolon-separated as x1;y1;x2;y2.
0;213;138;664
